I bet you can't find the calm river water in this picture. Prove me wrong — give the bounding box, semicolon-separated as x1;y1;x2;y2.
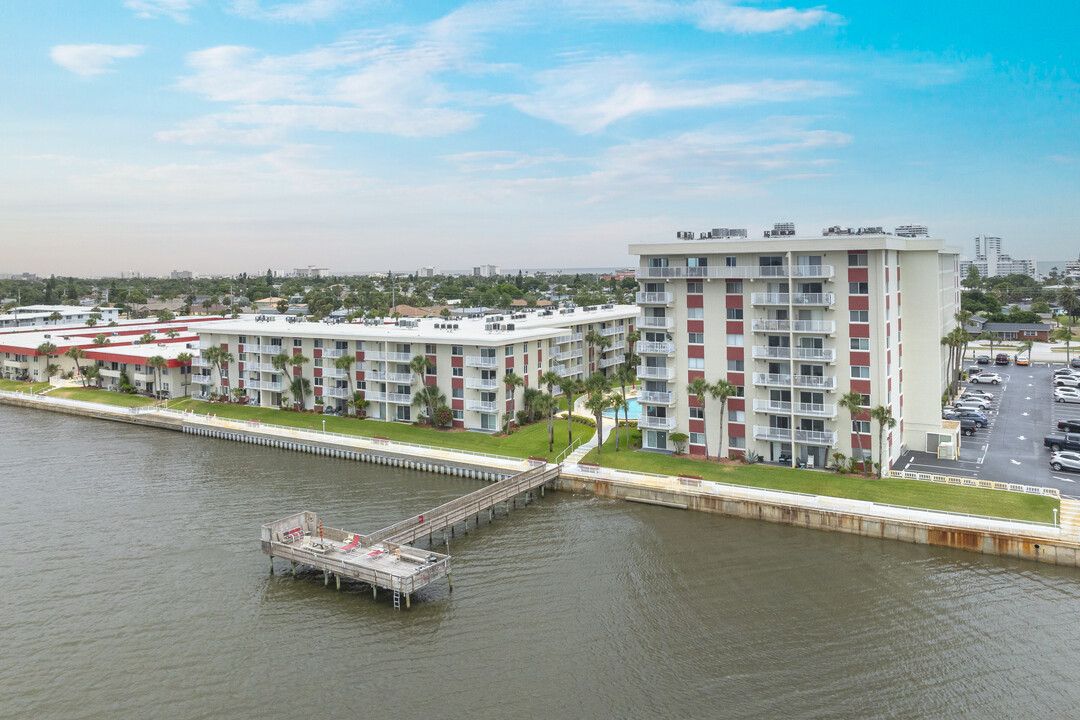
3;406;1080;719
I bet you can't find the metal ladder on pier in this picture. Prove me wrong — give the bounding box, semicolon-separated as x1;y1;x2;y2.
393;591;401;610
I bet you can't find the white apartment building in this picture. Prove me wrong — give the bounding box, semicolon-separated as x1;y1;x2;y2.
629;232;961;470
0;304;120;329
473;265;500;277
959;234;1037;279
191;305;638;430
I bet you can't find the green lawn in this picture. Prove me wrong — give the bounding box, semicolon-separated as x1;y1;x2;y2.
167;398;594;461
0;378;51;393
47;387;157;407
582;429;1057;524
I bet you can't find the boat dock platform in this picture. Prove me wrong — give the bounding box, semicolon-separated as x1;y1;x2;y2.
262;463;561;608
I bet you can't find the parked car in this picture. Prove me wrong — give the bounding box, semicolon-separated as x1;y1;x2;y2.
1044;432;1080;452
1054;367;1080;378
970;372;1002;385
1057;419;1080;433
962;388;995;400
947;409;988;427
954;397;991;410
1014;355;1030;366
1072;358;1080;369
1055;375;1080;388
1055;388;1080;404
966;365;982;376
995;353;1010;365
977;355;991;365
1050;451;1080;472
960;418;980;437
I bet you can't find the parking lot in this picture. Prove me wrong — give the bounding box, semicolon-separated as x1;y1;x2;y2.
896;364;1080;497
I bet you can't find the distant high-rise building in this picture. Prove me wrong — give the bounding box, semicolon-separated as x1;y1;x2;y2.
895;224;929;237
416;266;438;277
171;270;193;280
960;235;1035;279
473;264;500;277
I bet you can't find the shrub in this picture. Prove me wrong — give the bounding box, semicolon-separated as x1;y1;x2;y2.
670;432;688;455
830;452;846;473
745;449;759;465
434;405;453;428
573;416;596;428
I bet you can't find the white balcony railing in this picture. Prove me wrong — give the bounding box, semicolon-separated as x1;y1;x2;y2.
751;346;836;362
751;293;790;305
387;392;412;404
322;387;349;398
254;362;278;372
752;372;791;387
556;363;584;377
258;345;285;355
466;400;497;412
794;375;837;390
322;367;348;379
793;293;835;306
192;374;212;384
638;316;674;330
752;399;837;418
192;356;210;367
367;371;414;384
755;426;839;446
637;265;834;280
607;341;626;352
599;356;622;368
750;319;837;334
637;340;675;355
639;390;674;405
466;378;498;390
600;326;622;336
363;391;386;402
636;291;675;304
322;348;348;359
552;349;583;362
639;415;677;431
637;365;675;381
366;351;412;363
465;356;498;368
98;368;121;378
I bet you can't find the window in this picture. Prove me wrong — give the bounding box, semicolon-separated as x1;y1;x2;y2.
314;358;323;367
505;387;514;399
238;353;246;362
848;253;868;267
452;388;463;398
726;308;743;320
727;359;744;372
850;310;869;323
453;409;463;420
687;257;708;268
848;282;868;294
238;336;247;344
427;364;436;375
687;281;703;294
690;432;705;445
851;366;870;379
759;255;783;267
735;386;745;397
688;357;705;370
687;307;704;319
452;345;462;356
729;409;744;423
726;333;744;347
293;338;302;347
729;436;746;449
452;367;463;377
425;344;435;354
688;332;704;344
314;377;323;386
689;406;703;419
852;420;871;434
725;256;737;267
505;345;513;356
726;281;743;294
859;394;871;406
850;338;869;350
648;257;669;268
314;339;323;349
357;381;366;390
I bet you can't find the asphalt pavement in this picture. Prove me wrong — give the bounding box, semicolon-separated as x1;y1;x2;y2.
896;363;1080;497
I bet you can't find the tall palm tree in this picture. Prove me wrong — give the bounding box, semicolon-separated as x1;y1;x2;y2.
36;342;57;381
562;377;585;446
686;377;711;457
64;346;87;385
412;384;446;426
538;369;562;440
625;330;641;368
609;392;629;451
502;370;524;434
409;353;434;384
584;391;609;459
1058;287;1080;326
710;379;737;460
584;329;603;373
138;332;155;345
85;317;98;328
840;391;868;474
147;355;167;399
289;376;311;410
613;363;635;402
977;330;996;359
176;352;193;393
203;346;234;395
48;311;63;324
533;392;558;452
334;354;356;412
522;387;541;423
1051;326;1074;363
288;354;310;409
870;405;897;478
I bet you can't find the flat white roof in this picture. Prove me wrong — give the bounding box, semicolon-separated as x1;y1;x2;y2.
629;233;959;256
89;340;198;361
0;319;208;352
197;305;640;346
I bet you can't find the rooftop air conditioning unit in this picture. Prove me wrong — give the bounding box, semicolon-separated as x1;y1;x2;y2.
132;340;140;345
452;324;459;330
506;323;515;331
43;334;50;338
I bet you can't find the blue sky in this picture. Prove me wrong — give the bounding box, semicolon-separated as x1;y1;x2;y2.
1;0;1077;276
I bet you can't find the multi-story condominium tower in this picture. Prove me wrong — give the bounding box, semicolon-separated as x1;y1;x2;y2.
629;231;961;471
960;234;1036;280
191;305;637;431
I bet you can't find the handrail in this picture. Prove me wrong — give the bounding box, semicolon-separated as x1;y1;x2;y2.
555;437;583;464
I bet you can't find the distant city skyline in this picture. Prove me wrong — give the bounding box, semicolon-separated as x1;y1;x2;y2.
1;1;1078;275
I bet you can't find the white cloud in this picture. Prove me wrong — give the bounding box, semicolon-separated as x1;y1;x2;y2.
230;0;360;23
442;150;574;172
513;56;848;133
50;44;146;76
559;0;843;34
124;0;199;22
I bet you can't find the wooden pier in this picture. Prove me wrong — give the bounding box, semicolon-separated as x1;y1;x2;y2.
262;463;561;608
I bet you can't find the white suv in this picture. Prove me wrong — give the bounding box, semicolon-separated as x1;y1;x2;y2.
970;372;1002;385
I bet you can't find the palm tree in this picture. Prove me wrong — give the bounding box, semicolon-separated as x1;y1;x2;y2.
870;405;897;478
503;370;524;434
584;329;603;372
92;334;109;346
147;355;167;399
412;384;446;426
710;379;737;460
65;346;87;385
840;391;868;474
288;354;310;409
613;363;635;402
176;352;193;392
85;317;98;328
48;311;63;324
686;377;711;457
165;329;180;339
1017;339;1034;364
36;342;57;380
522;387;541;423
609;392;629;451
1051;326;1074;363
203;346;235;396
977;330;996;359
625;330;641;367
533;392;558;452
562;377;585;446
289;376;311;410
539;369;562;442
1058;287;1080;326
584;391;609;459
334;354;356;412
83;364;101;388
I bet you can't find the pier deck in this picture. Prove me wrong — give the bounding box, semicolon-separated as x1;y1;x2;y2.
261;463;561;607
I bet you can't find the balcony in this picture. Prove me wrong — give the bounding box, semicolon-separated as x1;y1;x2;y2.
750;292;835;307
258;345;285;355
98;368;121;378
636;291;674;305
608;341;626;352
638;316;674;331
639;415;677;431
192;356;210;367
466;400;497;412
322;387;349;398
752;399;837;418
637;340;675;355
793;375;837;390
750;293;789;305
133;372;154;383
753;426;839;446
637;365;675;381
639;390;674;405
599;356;623;368
552;348;583;362
252;381;283;392
752;372;791;387
466;356;498;368
556;363;583;378
322;367;348;379
637;265;835;280
254;362;278;372
751;346;836;362
366;351;412;363
386;392;412;404
192;374;212;384
363;391;386;402
367;371;414;384
322;348;348;359
599;326;622;336
750;319;836;334
466;377;498;390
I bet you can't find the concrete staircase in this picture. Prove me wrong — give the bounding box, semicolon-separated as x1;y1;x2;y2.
1058;498;1080;541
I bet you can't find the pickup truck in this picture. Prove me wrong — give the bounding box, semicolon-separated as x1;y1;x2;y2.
1044;433;1080;452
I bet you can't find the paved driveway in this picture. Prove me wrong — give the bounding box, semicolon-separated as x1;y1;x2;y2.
896;365;1080;497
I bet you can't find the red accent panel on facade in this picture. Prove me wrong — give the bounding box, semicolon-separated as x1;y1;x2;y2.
689;444;706;454
847;267;868;282
537;350;542;363
850;324;870;338
727;347;743;360
849;351;870;366
452;398;463;410
726;321;743;334
505;358;514;370
728;398;745;411
452;377;463;389
688;345;705;359
689;419;704;434
313;349;322;359
687;320;704;333
728;422;745;436
728;372;744;386
238;379;244;389
686;295;704;308
356;371;364;381
849;296;869;311
452;420;465;429
687;370;705;381
220;343;228;350
292;347;303;355
726;295;743;309
238;361;244;371
314;386;323;397
450;357;464;369
850;379;871;394
313;367;322;378
688;395;701;407
356;351;364;361
427;354;436;366
426;376;436;387
885;295;890;309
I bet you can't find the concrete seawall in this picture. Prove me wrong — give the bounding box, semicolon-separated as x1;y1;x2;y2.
4;391;1079;568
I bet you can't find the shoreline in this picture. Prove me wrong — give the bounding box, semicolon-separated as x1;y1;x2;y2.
4;389;1080;568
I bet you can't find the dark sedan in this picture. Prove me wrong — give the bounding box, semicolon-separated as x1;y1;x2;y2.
977;355;991;364
1059;419;1080;433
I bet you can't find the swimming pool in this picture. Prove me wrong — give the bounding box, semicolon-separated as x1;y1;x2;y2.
602;397;641;419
